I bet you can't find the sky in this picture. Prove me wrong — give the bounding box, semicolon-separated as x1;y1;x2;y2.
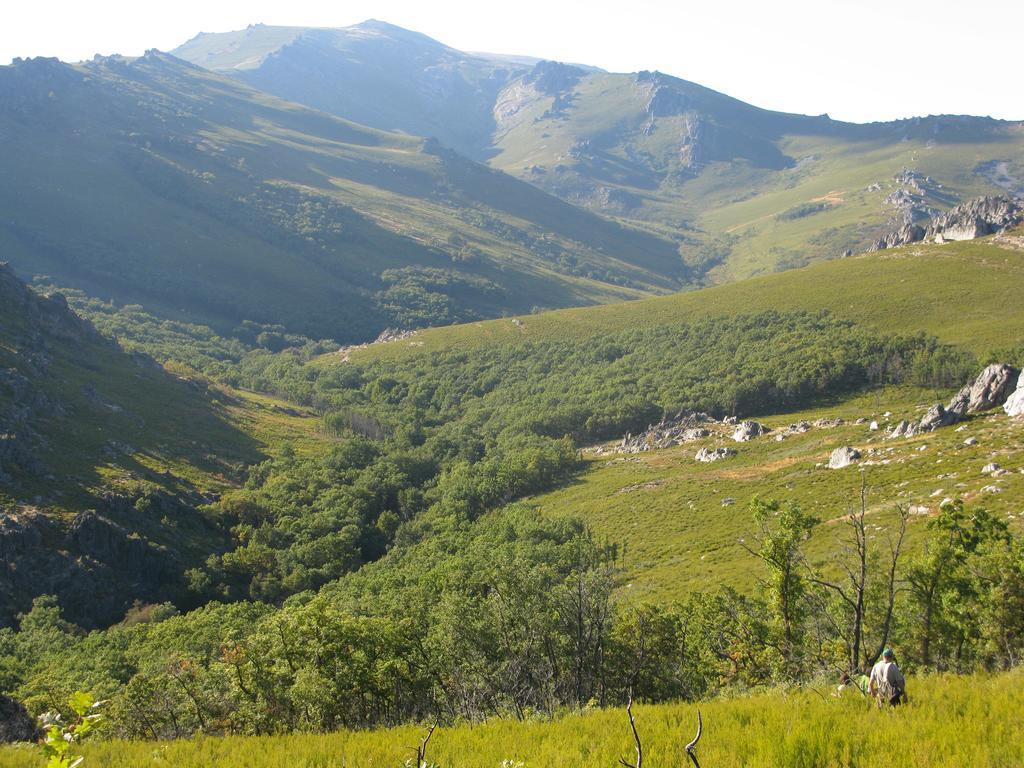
2;0;1022;123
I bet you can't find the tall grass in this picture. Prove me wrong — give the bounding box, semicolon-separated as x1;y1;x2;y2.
3;672;1020;767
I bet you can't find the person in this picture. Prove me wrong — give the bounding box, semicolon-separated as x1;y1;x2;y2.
869;648;906;707
836;670;870;698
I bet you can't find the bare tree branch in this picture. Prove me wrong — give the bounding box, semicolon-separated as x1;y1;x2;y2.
618;690;643;768
685;709;703;768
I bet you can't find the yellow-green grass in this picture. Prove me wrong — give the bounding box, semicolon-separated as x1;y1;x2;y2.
521;387;1024;604
343;235;1024;366
3;671;1020;767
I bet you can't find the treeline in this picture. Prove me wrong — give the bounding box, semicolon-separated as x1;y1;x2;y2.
5;496;1023;740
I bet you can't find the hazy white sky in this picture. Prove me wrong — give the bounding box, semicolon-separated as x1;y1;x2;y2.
3;0;1022;123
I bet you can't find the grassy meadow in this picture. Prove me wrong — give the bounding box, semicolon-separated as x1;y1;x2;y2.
522;386;1024;602
3;672;1021;767
348;234;1024;365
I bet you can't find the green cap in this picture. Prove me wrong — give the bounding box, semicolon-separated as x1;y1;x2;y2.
883;647;895;658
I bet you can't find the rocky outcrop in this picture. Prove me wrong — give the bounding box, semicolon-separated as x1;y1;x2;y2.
872;222;926;251
732;420;767;442
0;696;38;743
871;195;1023;251
888;364;1020;439
522;60;583;96
0;503;187;630
915;404;959;433
929;196;1024;242
828;446;861;469
695;446;735;463
957;363;1020;414
616;411;715;453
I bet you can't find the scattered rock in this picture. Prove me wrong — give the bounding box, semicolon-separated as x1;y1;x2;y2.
695;447;735;463
721;497;736;507
982;463;1002;475
869;421;879;431
828;446;861;469
963;437;978;446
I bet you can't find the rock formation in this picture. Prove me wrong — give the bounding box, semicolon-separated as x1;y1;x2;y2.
889;363;1020;438
828;446;861;469
871;195;1024;251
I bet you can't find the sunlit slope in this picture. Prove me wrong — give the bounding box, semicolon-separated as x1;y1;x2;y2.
0;52;683;343
522;387;1024;603
351;235;1024;364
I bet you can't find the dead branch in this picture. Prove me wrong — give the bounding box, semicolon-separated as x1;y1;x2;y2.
685;710;702;768
408;722;436;768
618;690;643;768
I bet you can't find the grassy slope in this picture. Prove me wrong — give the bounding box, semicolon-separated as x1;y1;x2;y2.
350;234;1024;364
490;67;1024;281
526;387;1024;603
0;54;684;343
339;235;1024;603
0;265;330;513
2;671;1019;767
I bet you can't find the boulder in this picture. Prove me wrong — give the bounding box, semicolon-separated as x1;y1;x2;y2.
887;420;911;439
0;695;38;743
961;364;1020;414
1005;384;1024;418
828;446;861;469
695;447;735;463
732;421;766;442
915;404;959;434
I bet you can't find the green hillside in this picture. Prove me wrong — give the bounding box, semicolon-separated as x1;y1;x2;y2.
174;23;1024;282
0;52;684;344
350;234;1024;363
0;262;328;628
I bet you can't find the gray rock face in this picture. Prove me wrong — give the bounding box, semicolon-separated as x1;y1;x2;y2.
0;695;38;743
928;196;1024;242
1005;384;1024;417
695;446;735;463
828;446;861;469
887;420;912;439
915;404;959;434
870;195;1024;251
732;421;766;442
616;411;714;453
961;363;1020;413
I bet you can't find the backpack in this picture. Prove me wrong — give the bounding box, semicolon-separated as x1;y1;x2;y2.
875;662;904;706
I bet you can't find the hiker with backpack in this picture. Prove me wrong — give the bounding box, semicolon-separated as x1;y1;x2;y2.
869;648;906;707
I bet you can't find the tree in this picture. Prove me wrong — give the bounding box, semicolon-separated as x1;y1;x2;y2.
742;498;818;676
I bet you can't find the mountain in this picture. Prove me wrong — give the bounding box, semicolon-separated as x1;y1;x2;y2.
173;20;531;161
0;51;684;344
175;22;1024;282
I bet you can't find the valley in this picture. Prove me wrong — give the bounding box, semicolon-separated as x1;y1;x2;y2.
1;12;1023;767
